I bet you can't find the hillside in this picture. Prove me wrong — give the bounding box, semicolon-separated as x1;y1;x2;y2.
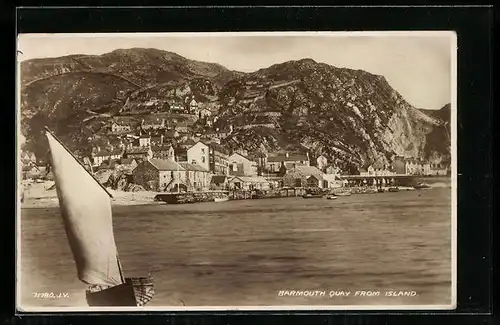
216;59;445;172
20;50;450;171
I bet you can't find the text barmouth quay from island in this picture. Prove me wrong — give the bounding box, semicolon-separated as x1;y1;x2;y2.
277;290;418;297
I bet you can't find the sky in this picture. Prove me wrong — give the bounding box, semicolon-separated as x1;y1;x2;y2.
17;32;456;110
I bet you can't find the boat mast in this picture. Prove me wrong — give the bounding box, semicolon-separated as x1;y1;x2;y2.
116;254;125;283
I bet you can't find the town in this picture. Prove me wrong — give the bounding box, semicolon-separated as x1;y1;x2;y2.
20;95;450;196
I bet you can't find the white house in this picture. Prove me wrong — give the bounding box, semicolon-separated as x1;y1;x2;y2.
316;155;328;171
139;135;151;147
186;141;210;171
228;152;258;176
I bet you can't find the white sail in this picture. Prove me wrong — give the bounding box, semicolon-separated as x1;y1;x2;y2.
45;130;124;287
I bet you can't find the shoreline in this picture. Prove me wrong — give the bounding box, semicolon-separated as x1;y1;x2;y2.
20;185;451;210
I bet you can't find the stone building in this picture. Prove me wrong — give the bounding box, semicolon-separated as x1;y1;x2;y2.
282;166;325;188
132;158;185;192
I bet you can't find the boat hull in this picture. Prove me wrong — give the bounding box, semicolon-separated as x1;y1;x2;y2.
302;195;324;199
86;276;154;307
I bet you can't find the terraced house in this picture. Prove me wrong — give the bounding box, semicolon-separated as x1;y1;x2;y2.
91;147;124;166
266;152;310;172
209;143;229;175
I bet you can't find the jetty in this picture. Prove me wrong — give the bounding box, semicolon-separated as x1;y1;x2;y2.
339;174;419;187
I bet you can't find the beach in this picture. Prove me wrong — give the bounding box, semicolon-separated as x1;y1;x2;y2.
21;181;159;208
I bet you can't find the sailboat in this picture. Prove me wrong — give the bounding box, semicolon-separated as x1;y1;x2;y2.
45;127;154;307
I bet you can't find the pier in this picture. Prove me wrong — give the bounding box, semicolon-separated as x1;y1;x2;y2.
339;174;419;187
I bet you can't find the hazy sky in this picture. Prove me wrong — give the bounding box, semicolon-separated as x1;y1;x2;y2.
17;32;455;110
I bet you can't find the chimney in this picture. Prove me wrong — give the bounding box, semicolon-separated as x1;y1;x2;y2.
97;146;101;152
161;134;164;144
286;152;289;158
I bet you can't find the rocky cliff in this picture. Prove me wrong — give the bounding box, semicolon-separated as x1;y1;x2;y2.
19;49;450;171
216;59;447;172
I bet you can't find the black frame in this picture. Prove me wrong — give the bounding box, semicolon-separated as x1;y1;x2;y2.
5;5;494;325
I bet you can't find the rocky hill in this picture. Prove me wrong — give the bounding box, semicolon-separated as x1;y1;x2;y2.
216;59;447;172
19;49;450;171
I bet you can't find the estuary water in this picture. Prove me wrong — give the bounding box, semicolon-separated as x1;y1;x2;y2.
19;182;452;309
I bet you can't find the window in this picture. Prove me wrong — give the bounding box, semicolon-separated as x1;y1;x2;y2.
202;156;206;163
295;178;302;187
192;160;196;164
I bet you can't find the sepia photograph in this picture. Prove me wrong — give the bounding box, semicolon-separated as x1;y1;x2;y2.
16;31;456;311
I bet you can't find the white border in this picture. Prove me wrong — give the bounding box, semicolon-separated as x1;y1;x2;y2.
15;31;458;313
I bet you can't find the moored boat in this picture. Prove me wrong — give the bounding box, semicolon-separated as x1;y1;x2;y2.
334;191;352;196
388;187;400;192
302;193;324;199
45;127;154;307
326;195;338;200
214;197;229;202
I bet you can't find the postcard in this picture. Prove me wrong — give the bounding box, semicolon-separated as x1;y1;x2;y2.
16;31;457;312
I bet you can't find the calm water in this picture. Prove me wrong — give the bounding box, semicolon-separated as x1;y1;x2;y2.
19;185;452;309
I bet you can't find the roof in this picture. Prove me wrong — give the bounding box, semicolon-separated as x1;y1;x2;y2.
120;158;136;165
98;163;109;170
126;147;151;154
22;165;37;172
152;144;173;152
209;143;229;155
178;162;209;172
148;158;185;171
267;154;308;162
229;152;256;163
286;166;324;178
139;134;151;139
211;175;227;183
229;176;269;183
187;140;210;150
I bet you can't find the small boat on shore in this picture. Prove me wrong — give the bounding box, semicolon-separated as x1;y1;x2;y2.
388;187;399;192
213;197;229;202
326;195;338;200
